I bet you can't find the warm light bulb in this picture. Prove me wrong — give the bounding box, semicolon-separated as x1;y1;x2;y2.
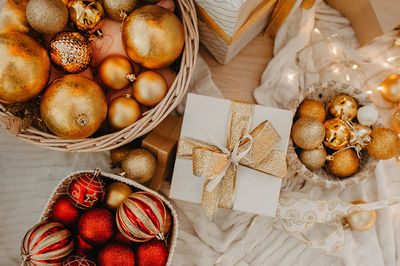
332;47;337;56
346;74;350;81
377;86;384;91
333;68;340;73
366;90;373;94
352;64;359;70
287;73;295;81
314;28;321;34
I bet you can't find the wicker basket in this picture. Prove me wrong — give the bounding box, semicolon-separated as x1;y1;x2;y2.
0;0;198;152
287;81;380;190
39;169;179;265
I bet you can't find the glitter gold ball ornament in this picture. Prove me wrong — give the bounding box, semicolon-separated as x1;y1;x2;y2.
326;94;358;120
328;149;359;178
297;99;326;122
391;110;400;134
103;0;138;22
26;0;68;35
299;146;327;171
366;128;400;159
357;105;378;127
41;75;107;139
133;71;168;106
104;182;133;210
291;117;325;149
49;31;92;73
108;95;141;130
121;148;156;183
344;200;376;231
324;118;351;150
0;32;50;103
110;146;131;166
68;0;105;35
380;74;400;103
122;5;184;69
349;123;372;147
98;55;135;90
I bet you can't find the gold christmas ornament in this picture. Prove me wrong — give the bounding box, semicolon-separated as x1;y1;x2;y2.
26;0;68;35
104;182;133;210
328;149;359;178
49;31;92;73
40;74;107;139
391;110;400;134
121;148;156;184
108;94;141;130
133;71;168;106
98;55;135;90
299;145;327;171
164;211;172;234
110;146;131;166
291;117;325;149
349;124;372;147
0;32;50;103
103;0;138;22
366;128;400;160
324;118;351;150
297;99;326;122
344;200;376;231
0;0;30;34
326;94;358;120
380;74;400;103
68;0;105;36
122;5;184;69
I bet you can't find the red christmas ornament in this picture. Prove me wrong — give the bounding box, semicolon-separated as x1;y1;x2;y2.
62;255;96;266
97;242;135;266
113;231;134;245
78;208;115;246
21;221;74;265
116;191;166;242
136;239;168;266
67;169;105;210
50;197;80;228
74;235;95;258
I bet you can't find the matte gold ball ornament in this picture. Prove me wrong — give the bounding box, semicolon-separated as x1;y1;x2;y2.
133;71;168;106
26;0;68;35
110;146;131;166
291;117;325;149
103;0;138;22
297;99;326;122
380;74;400;103
344;200;376;231
98;55;136;90
326;94;358;120
121;148;156;184
327;149;359;178
108;94;141;130
299;145;327;171
324;118;351;150
366;128;400;159
104;182;133;210
68;0;105;36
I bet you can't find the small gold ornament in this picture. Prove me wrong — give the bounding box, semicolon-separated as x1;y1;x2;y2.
324;118;351;150
297;99;326;122
26;0;68;35
121;148;156;184
349;123;372;147
133;71;168;106
366;128;400;160
104;182;133;210
103;0;138;22
344;200;376;231
326;94;358;120
291;117;325;149
328;148;359;178
299;145;327;171
122;5;184;69
380;74;400;103
391;110;400;134
110;146;131;166
98;55;135;90
108;94;141;130
68;0;105;36
49;31;92;73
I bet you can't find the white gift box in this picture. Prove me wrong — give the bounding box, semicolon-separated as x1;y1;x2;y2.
170;94;293;217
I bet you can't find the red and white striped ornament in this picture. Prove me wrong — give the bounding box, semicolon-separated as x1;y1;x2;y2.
62;255;96;266
21;221;74;266
116;191;166;242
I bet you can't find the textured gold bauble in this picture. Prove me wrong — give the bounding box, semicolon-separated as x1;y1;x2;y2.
26;0;68;35
133;71;168;106
68;0;105;34
103;0;138;22
291;117;325;149
366;128;400;160
110;146;131;166
324;118;351;150
299;146;327;171
328;149;359;178
0;33;50;103
391;110;400;135
344;200;376;231
297;99;326;122
49;31;92;73
349;123;372;147
98;55;135;90
108;95;141;130
40;74;107;139
121;148;156;184
326;94;358;120
122;5;184;69
104;182;133;210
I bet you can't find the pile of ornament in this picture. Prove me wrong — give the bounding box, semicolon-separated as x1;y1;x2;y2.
1;0;184;139
292;94;400;178
21;169;173;266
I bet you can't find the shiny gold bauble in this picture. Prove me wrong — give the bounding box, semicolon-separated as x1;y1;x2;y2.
103;0;138;22
68;0;105;34
291;117;325;149
0;33;50;103
299;146;327;171
349;124;372;147
366;128;400;160
108;95;141;130
133;71;168;106
324;118;351;150
122;5;184;69
98;55;135;90
326;94;358;120
380;74;400;103
104;182;133;210
328;149;359;178
344;200;376;231
26;0;68;35
297;99;326;122
40;74;107;139
49;31;92;73
391;110;400;135
110;146;131;166
0;0;30;34
121;148;156;183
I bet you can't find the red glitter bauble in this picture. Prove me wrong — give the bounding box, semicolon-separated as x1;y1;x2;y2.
74;235;95;258
50;197;80;228
78;208;115;246
97;242;135;266
62;255;96;266
113;231;134;245
67;170;105;210
136;239;168;266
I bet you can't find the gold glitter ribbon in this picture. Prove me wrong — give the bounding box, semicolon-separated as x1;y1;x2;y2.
177;101;287;219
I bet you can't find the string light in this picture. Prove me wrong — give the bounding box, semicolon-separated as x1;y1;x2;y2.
331;46;337;56
287;73;296;81
314;28;321;34
377;86;384;91
366;90;373;94
333;68;340;73
352;64;359;70
346;74;350;82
